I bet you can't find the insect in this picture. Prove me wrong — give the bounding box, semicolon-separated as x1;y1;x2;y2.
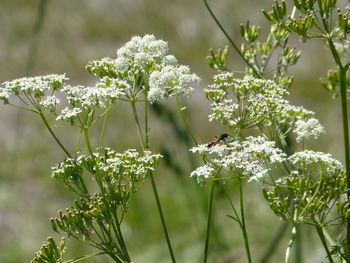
207;133;229;148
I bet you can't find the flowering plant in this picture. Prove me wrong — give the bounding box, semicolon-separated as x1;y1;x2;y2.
1;35;199;263
1;0;350;262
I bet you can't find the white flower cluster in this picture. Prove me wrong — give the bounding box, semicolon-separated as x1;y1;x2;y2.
148;65;200;103
51;158;83;185
86;34;200;103
206;74;323;142
56;107;82;121
0;74;67;104
52;148;162;190
289;150;343;176
39;96;61;112
55;84;125;122
293;118;325;142
190;136;286;183
94;148;163;180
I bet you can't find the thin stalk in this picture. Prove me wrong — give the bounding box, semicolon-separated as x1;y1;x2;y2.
64;252;106;263
327;38;350;258
39;111;71;157
83;128;94;156
106;251;123;263
285;226;297;263
339;66;350;188
107;216;126;257
130;101;145;151
238;177;253;263
315;225;335;263
131;99;176;263
203;180;215;263
294;225;303;263
111;211;131;262
115;211;131;262
99;106;111;148
176;96;198;146
203;0;262;78
7;103;36;113
144;93;150;149
149;172;177;263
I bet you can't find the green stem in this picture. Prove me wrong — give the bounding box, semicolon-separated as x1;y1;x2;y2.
144;93;150;150
176;96;198;146
130;101;145;151
64;252;106;263
315;225;335;263
294;225;303;263
149;172;177;263
328;38;350;259
8;103;36;113
39;111;71;157
203;0;261;78
83;128;94;156
99;107;110;148
203;180;215;263
238;177;253;263
130;98;176;263
285;226;297;263
112;210;131;262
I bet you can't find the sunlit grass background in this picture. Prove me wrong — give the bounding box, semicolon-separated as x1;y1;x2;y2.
0;0;345;262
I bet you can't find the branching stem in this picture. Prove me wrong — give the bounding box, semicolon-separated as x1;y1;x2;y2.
203;0;262;78
39;111;71;157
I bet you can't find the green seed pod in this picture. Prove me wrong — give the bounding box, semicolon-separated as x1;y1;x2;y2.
282;46;301;65
240;22;260;42
317;0;337;15
262;0;287;23
270;25;289;41
206;47;229;71
50;218;59;233
294;0;316;12
337;9;350;36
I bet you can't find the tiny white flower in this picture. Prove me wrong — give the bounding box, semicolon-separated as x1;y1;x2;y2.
289;150;343;175
148;86;166;104
87;34;200;103
39;96;60;112
148;65;200;103
190;165;216;184
162;55;178;65
1;74;67;103
293;118;325;142
56;107;82;121
189;136;286;183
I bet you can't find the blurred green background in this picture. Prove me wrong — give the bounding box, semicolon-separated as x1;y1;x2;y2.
0;0;346;262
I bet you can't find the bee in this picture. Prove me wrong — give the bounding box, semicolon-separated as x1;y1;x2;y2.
207;133;229;148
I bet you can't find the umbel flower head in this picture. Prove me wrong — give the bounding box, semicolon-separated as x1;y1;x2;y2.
30;237;66;263
86;34;200;103
206;73;324;142
0;74;67;106
264;150;347;224
190;136;286;184
1;35;200;127
50;148;162;254
52;148;162;204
